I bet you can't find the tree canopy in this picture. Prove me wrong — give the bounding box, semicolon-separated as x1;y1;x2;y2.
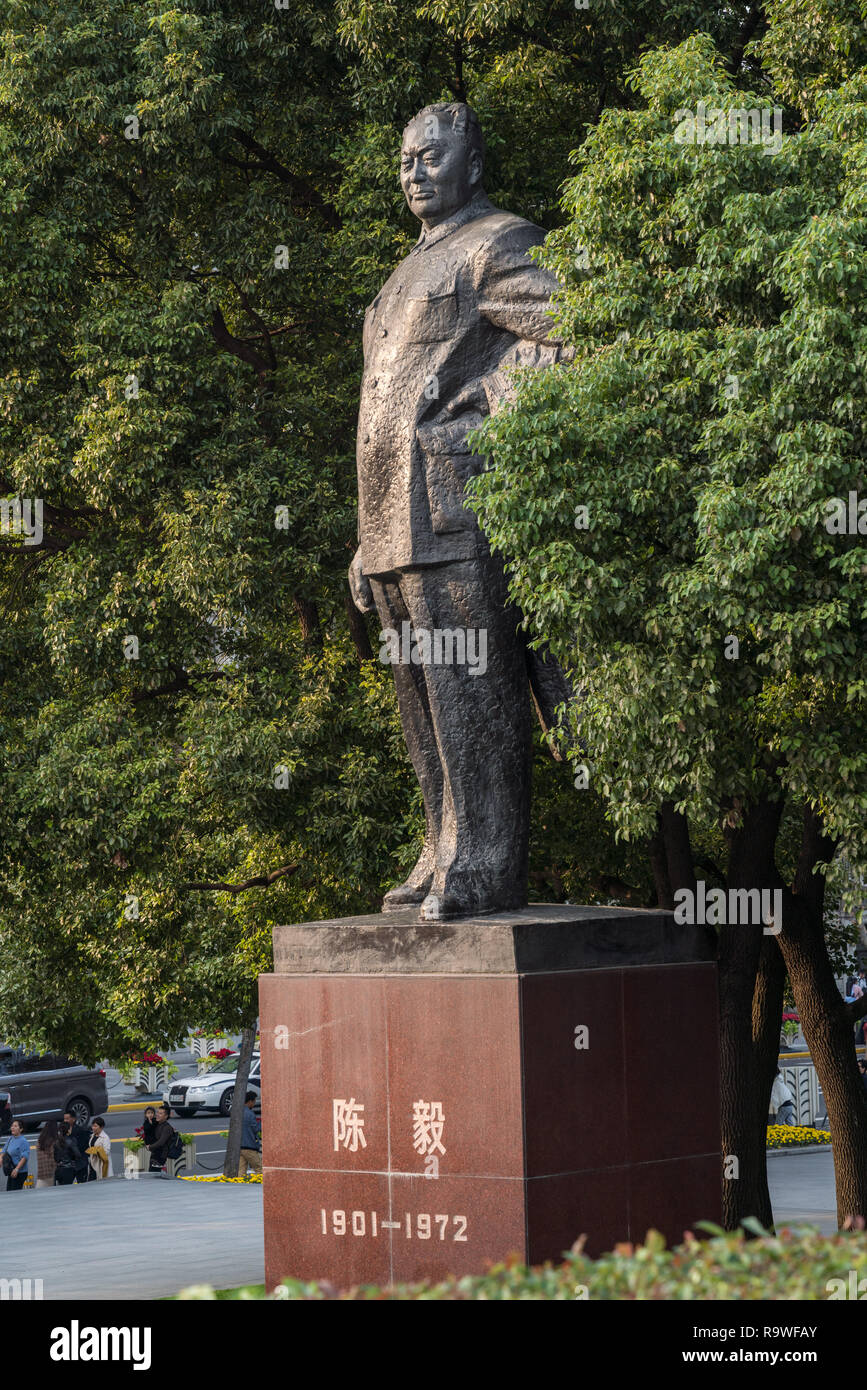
0;0;757;1057
469;19;867;1223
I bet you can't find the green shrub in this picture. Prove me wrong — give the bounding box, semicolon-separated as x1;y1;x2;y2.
176;1224;867;1300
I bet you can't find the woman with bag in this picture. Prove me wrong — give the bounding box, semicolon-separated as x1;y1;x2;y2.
2;1119;30;1190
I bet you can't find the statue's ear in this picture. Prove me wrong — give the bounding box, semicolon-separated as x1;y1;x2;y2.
468;149;484;187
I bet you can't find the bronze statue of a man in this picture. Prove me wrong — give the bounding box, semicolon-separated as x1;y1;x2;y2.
349;102;567;921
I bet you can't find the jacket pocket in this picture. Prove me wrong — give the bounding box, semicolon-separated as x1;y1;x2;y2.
403;290;458;342
422;450;485;535
417;410;486;535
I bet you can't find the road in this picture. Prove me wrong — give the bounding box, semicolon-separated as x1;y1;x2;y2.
768;1147;837;1234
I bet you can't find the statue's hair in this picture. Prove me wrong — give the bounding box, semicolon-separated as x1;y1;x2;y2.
406;102;485;168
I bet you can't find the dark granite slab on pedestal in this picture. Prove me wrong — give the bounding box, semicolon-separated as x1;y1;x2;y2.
259;905;721;1289
271;902;716;975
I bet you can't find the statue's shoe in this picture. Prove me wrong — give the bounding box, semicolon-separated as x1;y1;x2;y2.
419;885;523;921
382;846;435;912
382;876;432;910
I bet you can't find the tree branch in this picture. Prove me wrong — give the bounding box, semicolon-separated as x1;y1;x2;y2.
234;286;277;371
727;2;766;75
226;130;342;229
845;993;867;1024
694;855;727;888
130;669;226;704
210;305;271;378
186;864;299;894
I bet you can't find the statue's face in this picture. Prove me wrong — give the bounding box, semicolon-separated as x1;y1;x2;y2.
400;116;482;228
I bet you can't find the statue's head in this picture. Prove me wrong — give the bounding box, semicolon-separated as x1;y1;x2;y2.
400;102;485;229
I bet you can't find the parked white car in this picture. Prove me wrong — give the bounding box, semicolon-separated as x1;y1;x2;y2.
163;1052;261;1117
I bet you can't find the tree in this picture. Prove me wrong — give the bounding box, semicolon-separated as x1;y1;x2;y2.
470;30;867;1226
0;0;761;1065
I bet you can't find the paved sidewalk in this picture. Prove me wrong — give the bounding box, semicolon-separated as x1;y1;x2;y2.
0;1177;264;1300
769;1147;836;1233
0;1147;837;1301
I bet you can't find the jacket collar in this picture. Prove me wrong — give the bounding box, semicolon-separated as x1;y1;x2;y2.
411;191;494;254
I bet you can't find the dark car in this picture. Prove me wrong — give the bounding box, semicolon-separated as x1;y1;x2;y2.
0;1047;108;1131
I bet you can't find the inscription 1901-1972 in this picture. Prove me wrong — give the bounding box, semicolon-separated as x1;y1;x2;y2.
320;1210;468;1241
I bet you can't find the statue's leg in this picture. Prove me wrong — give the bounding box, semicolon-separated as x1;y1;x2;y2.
369;572;444;910
399;559;532;920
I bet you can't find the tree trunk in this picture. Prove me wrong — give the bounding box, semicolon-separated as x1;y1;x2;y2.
648;815;673;909
777;808;867;1226
750;935;786;1230
779;899;867;1224
659;801;696;895
718;917;767;1227
293;594;320;646
719;795;784;1228
223;1022;257;1179
345;592;373;662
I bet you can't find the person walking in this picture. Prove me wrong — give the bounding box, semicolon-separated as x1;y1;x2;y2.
146;1105;176;1173
771;1071;797;1125
239;1092;262;1178
53;1123;81;1186
85;1117;111;1179
3;1119;30;1190
36;1119;60;1187
63;1111;93;1183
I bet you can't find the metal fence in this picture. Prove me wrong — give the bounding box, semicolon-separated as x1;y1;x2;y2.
777;1063;828;1130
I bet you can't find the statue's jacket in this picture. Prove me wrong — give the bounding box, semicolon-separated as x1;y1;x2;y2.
357;193;564;576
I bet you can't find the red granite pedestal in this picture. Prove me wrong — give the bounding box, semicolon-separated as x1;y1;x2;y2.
259;905;721;1290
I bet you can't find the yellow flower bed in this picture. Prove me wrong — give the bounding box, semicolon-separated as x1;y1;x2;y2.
180;1174;263;1184
767;1123;831;1148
